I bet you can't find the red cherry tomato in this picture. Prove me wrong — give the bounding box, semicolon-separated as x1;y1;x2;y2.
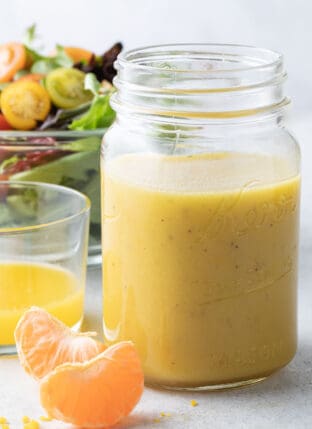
0;114;13;130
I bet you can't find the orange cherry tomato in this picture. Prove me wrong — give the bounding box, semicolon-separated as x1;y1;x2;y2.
18;73;45;83
0;81;51;130
0;43;27;83
63;46;93;63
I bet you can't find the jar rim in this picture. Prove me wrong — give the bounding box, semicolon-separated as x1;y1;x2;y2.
113;43;286;121
117;43;283;75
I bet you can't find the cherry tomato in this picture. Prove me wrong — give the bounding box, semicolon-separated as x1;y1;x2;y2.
45;68;93;109
0;80;51;130
0;113;12;130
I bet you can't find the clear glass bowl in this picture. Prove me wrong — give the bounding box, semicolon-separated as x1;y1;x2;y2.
0;181;90;355
0;130;104;266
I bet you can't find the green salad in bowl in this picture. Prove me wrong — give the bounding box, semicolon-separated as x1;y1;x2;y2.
0;25;122;264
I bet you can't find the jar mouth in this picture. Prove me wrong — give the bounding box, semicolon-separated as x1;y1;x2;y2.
117;43;283;76
113;43;287;120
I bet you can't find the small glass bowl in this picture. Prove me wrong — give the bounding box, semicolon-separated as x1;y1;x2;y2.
0;130;104;265
0;181;90;355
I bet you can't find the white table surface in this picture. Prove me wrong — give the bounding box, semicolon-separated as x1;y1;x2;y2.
1;114;311;429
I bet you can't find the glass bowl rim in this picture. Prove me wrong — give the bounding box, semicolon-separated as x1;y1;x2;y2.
0;129;105;139
0;180;90;234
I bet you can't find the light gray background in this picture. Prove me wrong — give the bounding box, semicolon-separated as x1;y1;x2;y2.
1;0;311;111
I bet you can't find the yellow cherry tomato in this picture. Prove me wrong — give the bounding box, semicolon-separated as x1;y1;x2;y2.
0;80;51;130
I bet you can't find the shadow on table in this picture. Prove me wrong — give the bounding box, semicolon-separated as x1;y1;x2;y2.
239;340;312;396
249;340;312;394
63;414;155;429
114;413;157;428
148;340;312;400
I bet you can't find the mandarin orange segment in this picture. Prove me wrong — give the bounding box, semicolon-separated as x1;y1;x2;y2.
40;341;144;428
15;307;105;380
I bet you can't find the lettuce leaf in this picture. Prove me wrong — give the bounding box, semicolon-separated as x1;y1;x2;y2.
0;156;20;173
23;23;38;48
69;93;115;130
39;102;92;130
31;46;73;74
84;73;101;95
68;73;115;130
60;136;102;152
23;24;73;73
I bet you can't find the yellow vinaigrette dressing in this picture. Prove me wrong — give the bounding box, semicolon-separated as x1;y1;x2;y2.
102;153;300;387
0;262;84;345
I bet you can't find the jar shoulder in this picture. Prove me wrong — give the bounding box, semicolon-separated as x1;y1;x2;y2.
103;121;299;161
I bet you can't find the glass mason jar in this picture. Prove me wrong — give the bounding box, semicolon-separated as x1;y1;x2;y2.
101;44;300;390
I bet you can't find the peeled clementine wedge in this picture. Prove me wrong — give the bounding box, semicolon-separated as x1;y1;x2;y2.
40;341;144;428
15;307;105;380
